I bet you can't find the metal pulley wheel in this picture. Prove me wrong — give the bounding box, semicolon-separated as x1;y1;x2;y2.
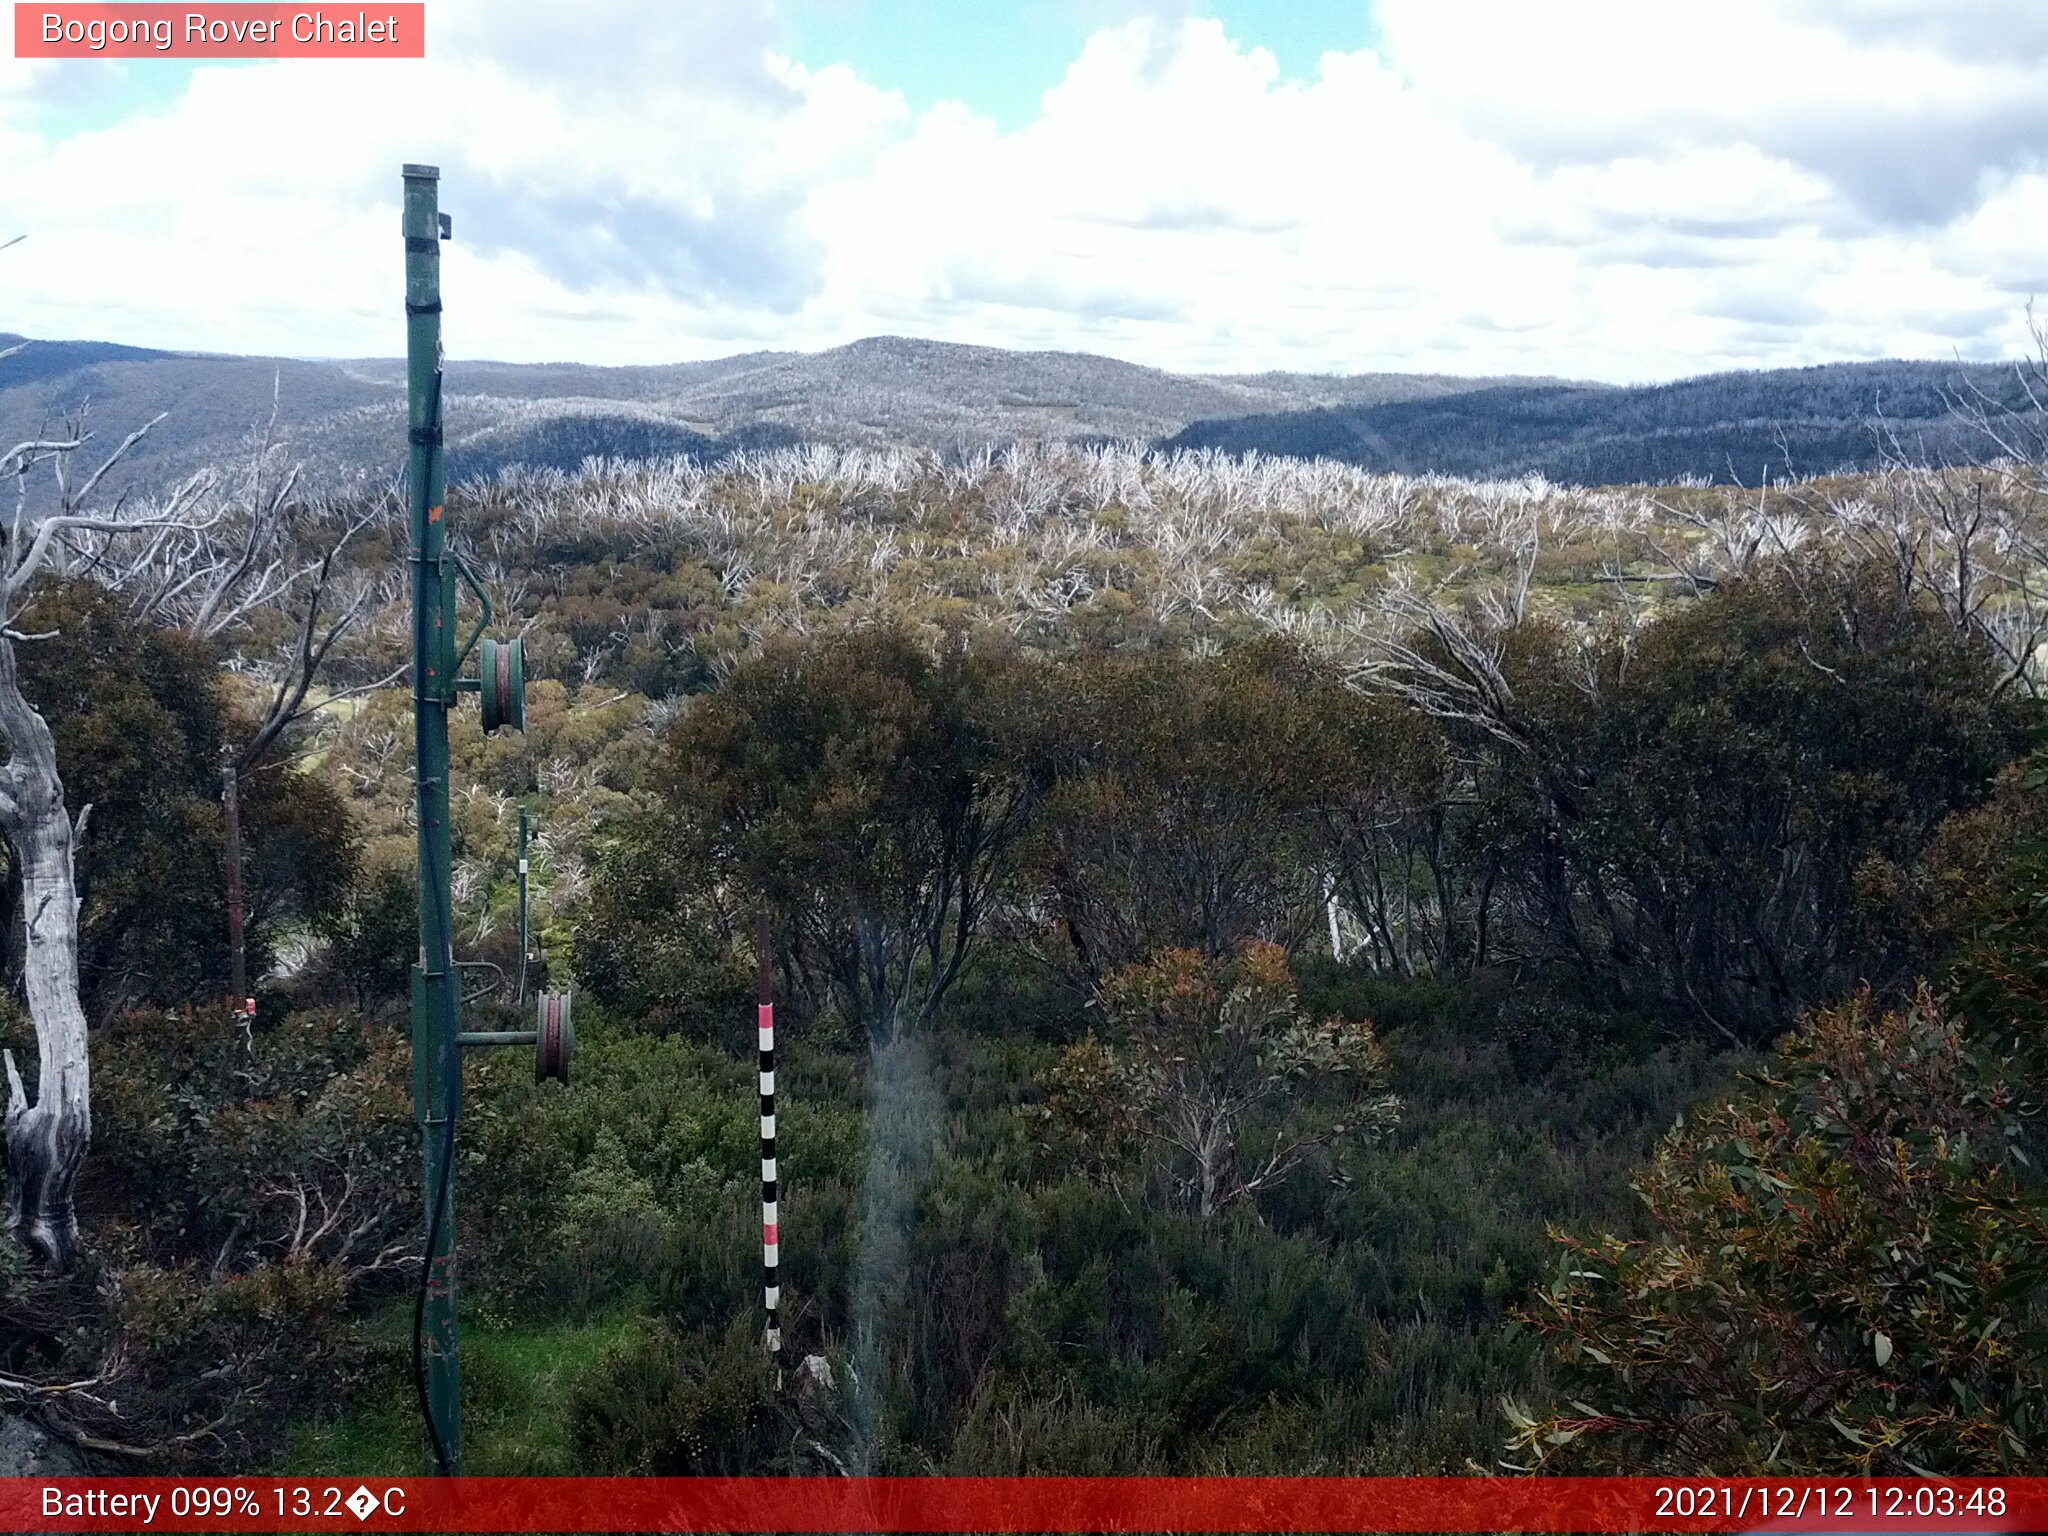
479;636;525;733
536;990;573;1084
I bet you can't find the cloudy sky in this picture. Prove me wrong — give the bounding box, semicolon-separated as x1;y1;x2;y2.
5;0;2047;380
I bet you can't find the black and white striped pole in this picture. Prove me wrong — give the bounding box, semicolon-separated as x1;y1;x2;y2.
757;909;782;1365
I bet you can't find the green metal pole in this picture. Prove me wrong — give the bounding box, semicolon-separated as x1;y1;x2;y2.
404;162;461;1475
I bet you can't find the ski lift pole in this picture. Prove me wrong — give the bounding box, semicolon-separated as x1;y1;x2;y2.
403;165;554;1477
404;161;462;1476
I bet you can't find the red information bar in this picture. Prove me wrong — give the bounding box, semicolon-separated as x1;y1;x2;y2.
1;1477;2043;1532
14;4;424;58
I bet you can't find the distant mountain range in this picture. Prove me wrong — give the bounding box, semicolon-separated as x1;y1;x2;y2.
2;331;2036;503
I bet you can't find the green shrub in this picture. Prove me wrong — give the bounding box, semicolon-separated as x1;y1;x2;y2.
92;1005;412;1277
315;863;417;1014
568;1317;786;1473
571;810;752;1043
13;1005;414;1465
103;1259;383;1462
1043;944;1398;1220
462;1017;866;1309
1512;985;2048;1473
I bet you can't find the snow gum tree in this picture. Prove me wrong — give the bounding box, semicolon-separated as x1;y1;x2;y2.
0;404;319;1264
0;416;195;1264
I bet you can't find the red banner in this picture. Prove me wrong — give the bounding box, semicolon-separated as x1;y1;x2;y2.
0;1476;2041;1532
14;4;425;58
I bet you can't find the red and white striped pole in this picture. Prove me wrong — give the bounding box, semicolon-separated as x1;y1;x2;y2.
756;910;782;1360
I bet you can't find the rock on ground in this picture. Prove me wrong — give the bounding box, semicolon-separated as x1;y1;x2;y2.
0;1414;87;1476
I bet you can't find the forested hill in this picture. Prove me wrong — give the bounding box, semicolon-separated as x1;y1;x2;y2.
1160;359;2045;485
5;331;2038;498
0;331;1529;505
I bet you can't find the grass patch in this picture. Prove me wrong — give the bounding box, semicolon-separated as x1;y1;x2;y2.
284;1301;642;1475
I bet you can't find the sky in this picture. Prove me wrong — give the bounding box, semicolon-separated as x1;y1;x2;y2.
4;0;2048;381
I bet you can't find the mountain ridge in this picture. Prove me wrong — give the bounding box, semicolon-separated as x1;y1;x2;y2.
2;330;2033;498
1160;357;2041;485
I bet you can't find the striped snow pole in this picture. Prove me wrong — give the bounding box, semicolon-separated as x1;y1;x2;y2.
757;910;781;1359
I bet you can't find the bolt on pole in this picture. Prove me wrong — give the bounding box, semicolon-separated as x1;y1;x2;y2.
404;161;462;1476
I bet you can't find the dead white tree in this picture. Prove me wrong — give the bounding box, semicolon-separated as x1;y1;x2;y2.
0;416;213;1265
1833;322;2048;698
114;387;408;773
1359;571;1543;756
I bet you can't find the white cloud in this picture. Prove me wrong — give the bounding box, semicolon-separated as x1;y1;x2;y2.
1376;0;2048;221
2;0;2044;379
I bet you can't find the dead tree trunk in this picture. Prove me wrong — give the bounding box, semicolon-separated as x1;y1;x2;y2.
0;394;219;1269
0;638;91;1268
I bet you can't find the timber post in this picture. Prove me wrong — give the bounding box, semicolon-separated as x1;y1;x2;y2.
222;762;246;1009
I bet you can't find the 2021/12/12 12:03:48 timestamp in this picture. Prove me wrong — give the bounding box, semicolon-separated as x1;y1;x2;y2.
1658;1482;2011;1524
